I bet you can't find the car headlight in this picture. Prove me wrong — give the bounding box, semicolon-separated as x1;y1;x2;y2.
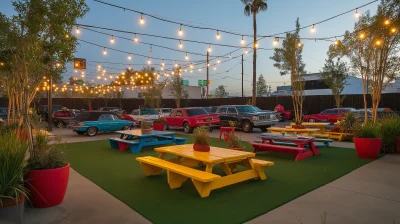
252;116;259;120
271;115;276;119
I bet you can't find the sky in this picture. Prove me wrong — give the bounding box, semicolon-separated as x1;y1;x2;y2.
1;0;379;96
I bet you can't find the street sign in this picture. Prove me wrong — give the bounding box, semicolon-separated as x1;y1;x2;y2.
198;80;208;86
182;80;189;86
73;58;86;69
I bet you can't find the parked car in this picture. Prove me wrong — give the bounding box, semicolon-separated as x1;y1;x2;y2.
69;111;134;136
216;105;279;133
52;110;74;127
165;107;220;134
303;108;356;123
98;107;122;112
159;108;173;117
37;105;64;121
0;107;8;119
355;108;398;120
127;108;160;126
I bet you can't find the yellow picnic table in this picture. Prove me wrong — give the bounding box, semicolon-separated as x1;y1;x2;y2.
267;127;320;136
289;122;331;138
136;144;274;198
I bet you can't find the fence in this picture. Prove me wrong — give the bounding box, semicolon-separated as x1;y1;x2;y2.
0;93;399;114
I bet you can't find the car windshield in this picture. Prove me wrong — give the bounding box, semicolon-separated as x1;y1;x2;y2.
236;106;258;113
203;107;211;113
140;109;158;115
187;108;208;116
253;107;262;112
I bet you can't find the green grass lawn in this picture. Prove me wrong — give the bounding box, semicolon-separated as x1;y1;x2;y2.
66;135;374;224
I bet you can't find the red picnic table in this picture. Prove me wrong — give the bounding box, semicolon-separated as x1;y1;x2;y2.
219;126;235;141
250;136;319;161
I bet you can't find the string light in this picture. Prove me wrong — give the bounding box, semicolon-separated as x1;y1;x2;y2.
134;34;139;42
384;19;390;25
178;24;183;36
311;24;316;33
241;36;245;45
273;38;279;45
110;35;115;44
128;54;132;60
162;60;165;66
147;58;151;64
217;57;220;64
185;53;189;60
190;62;193;68
298;42;302;47
179;40;183;48
229;54;232;58
375;40;382;46
74;69;78;73
213;66;216;70
174;61;178;67
244;48;248;54
208;45;212;53
140;14;145;25
66;34;70;38
198;68;202;71
75;26;80;34
355;8;360;18
216;30;220;40
391;28;396;33
359;33;365;39
255;41;259;48
334;39;339;45
103;48;107;55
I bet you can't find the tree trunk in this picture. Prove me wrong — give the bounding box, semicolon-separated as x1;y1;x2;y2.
252;12;257;106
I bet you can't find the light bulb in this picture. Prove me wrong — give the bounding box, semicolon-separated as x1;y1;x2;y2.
273;38;279;45
160;67;164;71
311;24;315;33
334;40;339;45
110;36;114;44
74;69;78;73
359;33;365;39
185;54;189;60
255;42;259;48
391;28;396;33
198;68;202;71
355;9;360;18
161;61;165;66
147;58;151;64
385;19;390;25
208;45;212;52
216;30;220;39
213;66;216;70
174;62;178;67
140;14;144;25
75;27;80;34
179;41;183;48
298;42;302;47
134;34;138;42
217;58;220;64
179;24;183;36
128;54;132;60
241;36;245;45
245;48;248;54
103;48;107;55
376;40;382;46
66;34;69;38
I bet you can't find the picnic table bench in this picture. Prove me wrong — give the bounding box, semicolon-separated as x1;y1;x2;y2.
251;136;319;161
325;132;353;142
136;144;274;198
109;130;187;153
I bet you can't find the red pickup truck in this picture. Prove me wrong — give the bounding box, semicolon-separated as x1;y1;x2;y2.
165;107;220;133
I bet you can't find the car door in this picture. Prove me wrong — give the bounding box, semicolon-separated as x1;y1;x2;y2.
98;114;118;131
326;109;339;122
112;114;128;130
172;110;184;127
226;107;239;125
216;107;228;125
318;110;331;122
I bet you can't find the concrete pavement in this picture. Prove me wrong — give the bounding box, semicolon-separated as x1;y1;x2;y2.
24;124;398;224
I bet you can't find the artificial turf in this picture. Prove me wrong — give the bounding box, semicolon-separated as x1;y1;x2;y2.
66;135;374;224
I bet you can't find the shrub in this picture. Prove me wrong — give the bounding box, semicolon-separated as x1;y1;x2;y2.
0;131;28;207
353;122;379;138
140;120;151;129
228;120;236;128
153;117;167;124
339;112;359;133
193;126;210;146
226;132;243;149
378;116;400;153
28;131;66;170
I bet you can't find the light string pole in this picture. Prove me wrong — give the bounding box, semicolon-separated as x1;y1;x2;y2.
206;50;209;98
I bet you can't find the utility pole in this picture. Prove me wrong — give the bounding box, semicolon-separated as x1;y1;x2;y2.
241;54;244;97
48;76;53;131
206;51;209;98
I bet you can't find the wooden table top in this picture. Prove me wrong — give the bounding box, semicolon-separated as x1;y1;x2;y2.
116;129;173;137
155;144;255;164
290;122;330;127
267;127;320;132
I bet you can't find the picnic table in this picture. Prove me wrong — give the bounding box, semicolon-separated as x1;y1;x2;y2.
109;129;187;153
267;127;320;136
289;122;331;138
136;144;274;198
219;126;235;141
251;136;319;161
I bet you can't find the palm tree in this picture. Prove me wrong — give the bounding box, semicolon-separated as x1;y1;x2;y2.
242;0;268;106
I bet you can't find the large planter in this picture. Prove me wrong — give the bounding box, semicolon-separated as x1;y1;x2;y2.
193;144;210;152
25;163;70;208
0;194;25;224
152;122;164;131
354;138;382;159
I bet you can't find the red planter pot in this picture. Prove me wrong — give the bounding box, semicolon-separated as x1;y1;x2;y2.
25;163;70;208
153;122;165;131
193;144;210;152
354;138;382;159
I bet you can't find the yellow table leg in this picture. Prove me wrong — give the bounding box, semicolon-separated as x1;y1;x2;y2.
192;180;212;198
167;171;188;189
139;162;163;176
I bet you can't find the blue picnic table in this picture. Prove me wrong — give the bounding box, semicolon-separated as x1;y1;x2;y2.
109;129;187;153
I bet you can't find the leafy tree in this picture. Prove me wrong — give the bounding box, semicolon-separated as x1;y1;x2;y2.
320;58;348;108
270;18;306;125
213;85;229;98
329;0;400;123
241;0;268;106
256;74;267;96
169;67;188;108
143;80;165;108
68;76;84;85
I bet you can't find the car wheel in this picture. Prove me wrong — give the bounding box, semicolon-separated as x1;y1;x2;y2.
164;123;169;130
242;120;253;133
122;125;130;130
86;127;98;137
308;118;316;123
183;122;193;134
76;131;85;135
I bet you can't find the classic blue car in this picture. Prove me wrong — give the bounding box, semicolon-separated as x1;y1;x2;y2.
69;111;135;136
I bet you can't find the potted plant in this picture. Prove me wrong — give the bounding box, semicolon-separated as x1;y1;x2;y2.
353;122;381;159
226;132;244;151
339;112;358;133
0;131;28;223
25;131;69;208
152;117;166;131
378;116;400;154
292;119;305;129
140;120;152;134
193;126;210;152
